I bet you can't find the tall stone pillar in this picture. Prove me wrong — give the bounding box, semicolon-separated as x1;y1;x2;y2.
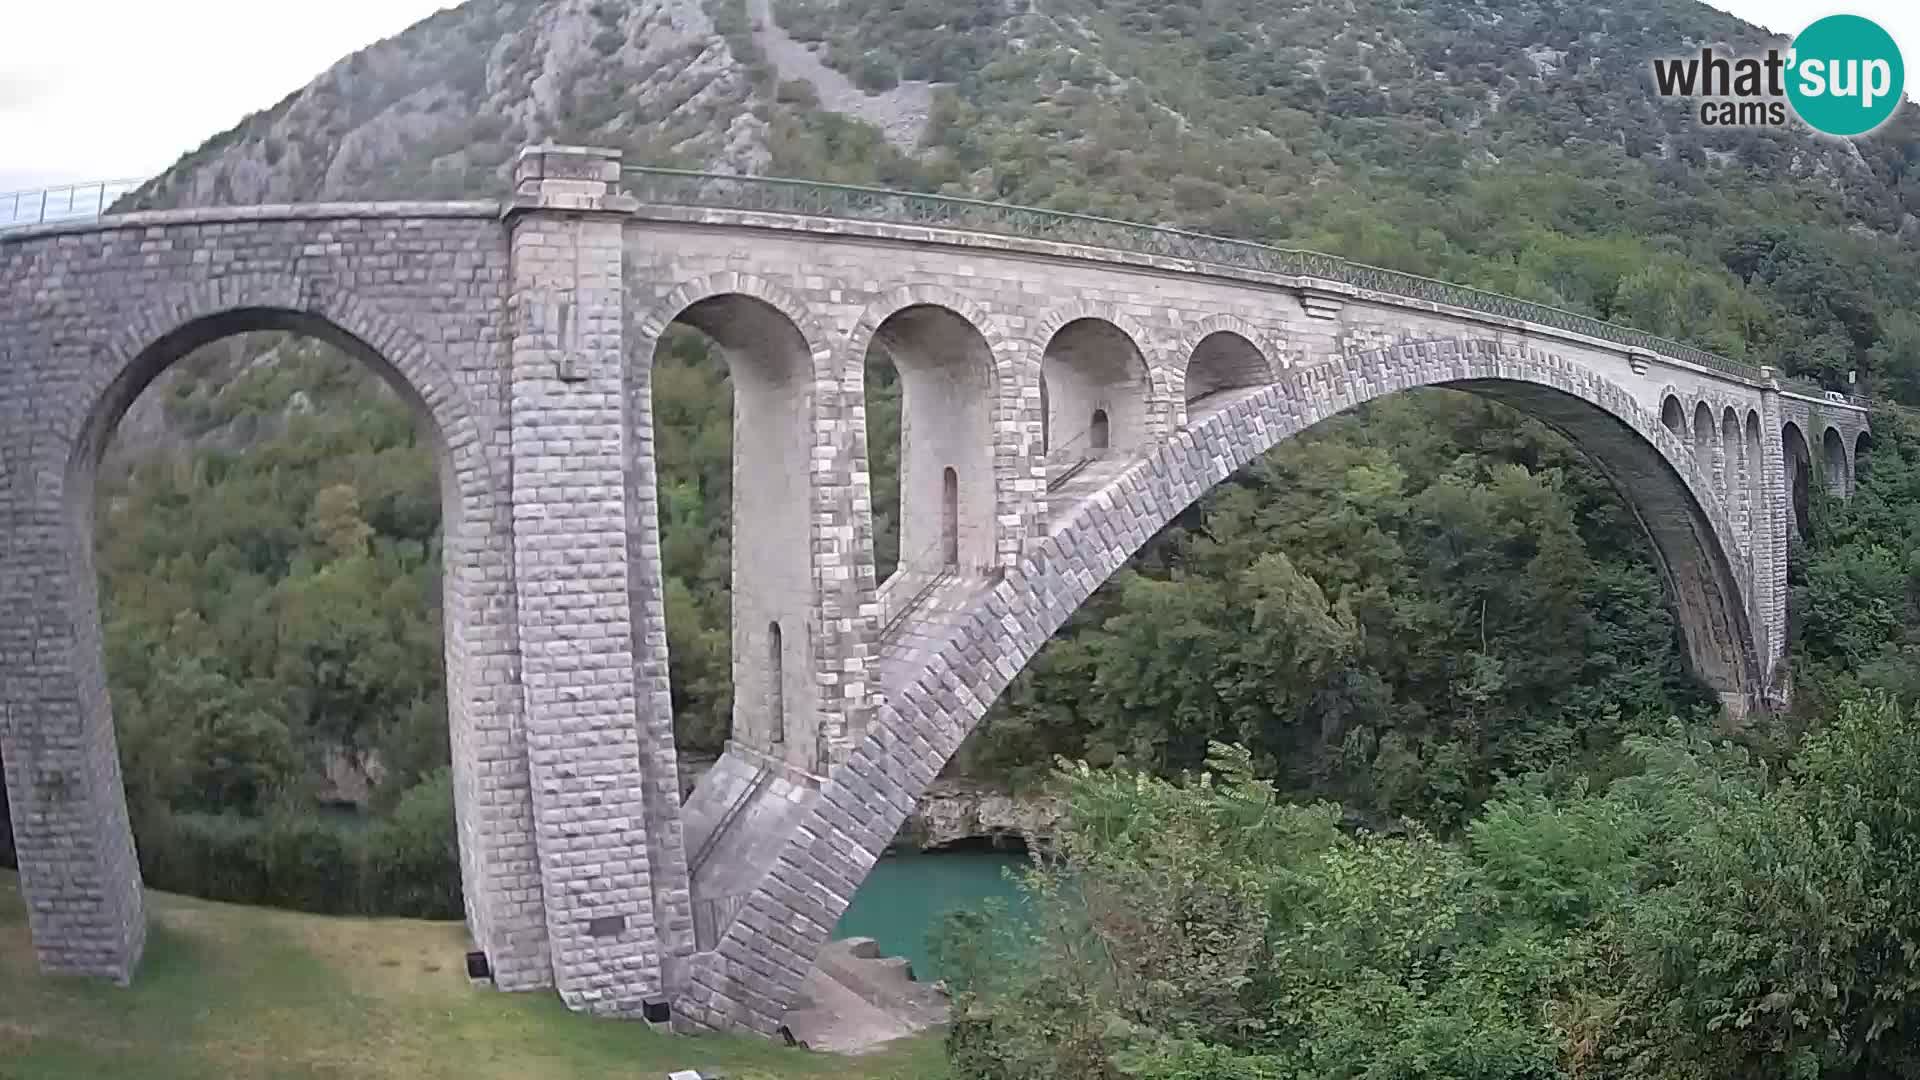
0;529;146;984
0;338;145;985
504;145;687;1014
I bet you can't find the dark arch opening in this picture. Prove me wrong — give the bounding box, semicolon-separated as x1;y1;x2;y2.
1855;430;1874;486
1185;330;1268;407
863;303;997;580
1745;410;1763;534
1720;407;1741;500
1041;318;1149;458
1822;426;1849;497
1662;395;1685;434
767;621;785;745
649;293;816;766
1782;421;1813;537
1691;401;1715;481
942;467;960;568
1090;409;1110;451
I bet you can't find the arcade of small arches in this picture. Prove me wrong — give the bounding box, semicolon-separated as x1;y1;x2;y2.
1658;388;1869;536
0;145;1871;1037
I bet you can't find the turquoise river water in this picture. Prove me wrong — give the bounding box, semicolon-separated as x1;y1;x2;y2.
831;850;1029;981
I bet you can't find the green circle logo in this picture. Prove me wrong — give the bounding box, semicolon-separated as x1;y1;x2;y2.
1787;14;1904;137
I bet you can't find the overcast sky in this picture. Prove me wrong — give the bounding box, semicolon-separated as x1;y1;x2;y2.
3;0;1916;194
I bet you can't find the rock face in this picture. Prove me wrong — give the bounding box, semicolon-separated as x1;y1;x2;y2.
122;0;770;210
896;780;1062;851
743;0;933;151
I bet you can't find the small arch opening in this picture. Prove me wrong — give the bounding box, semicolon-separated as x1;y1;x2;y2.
864;303;996;579
1090;409;1110;451
1822;426;1849;496
1783;421;1813;536
1691;400;1714;454
1041;318;1148;456
1720;407;1741;500
1185;330;1268;406
1662;395;1684;434
767;620;785;745
1855;431;1874;486
942;467;960;568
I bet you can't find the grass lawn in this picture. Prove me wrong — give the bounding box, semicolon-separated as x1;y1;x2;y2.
0;870;948;1079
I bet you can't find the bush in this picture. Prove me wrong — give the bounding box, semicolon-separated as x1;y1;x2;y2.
775;78;820;107
856;50;902;91
132;768;460;919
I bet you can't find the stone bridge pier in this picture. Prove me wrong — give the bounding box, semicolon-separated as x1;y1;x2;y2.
0;144;1871;1034
0;146;692;1016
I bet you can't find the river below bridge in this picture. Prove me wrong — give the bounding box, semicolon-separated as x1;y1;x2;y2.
831;849;1030;982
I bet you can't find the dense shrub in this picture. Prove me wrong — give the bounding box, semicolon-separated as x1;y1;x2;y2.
943;696;1920;1079
133;768;460;919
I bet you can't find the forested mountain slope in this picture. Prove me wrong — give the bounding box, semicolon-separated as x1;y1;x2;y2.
29;0;1919;899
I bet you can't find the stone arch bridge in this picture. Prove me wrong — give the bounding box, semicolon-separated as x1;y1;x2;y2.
0;146;1869;1032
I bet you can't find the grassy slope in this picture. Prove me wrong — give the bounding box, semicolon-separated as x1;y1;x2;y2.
0;872;946;1080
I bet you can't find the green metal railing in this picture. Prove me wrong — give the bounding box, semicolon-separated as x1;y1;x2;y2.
622;166;1839;400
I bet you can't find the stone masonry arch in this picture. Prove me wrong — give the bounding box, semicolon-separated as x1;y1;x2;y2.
2;270;536;990
633;272;838;380
675;335;1762;1033
629;277;845;774
1028;301;1173;442
73;277;495;512
1172;313;1282;423
844;285;1012;579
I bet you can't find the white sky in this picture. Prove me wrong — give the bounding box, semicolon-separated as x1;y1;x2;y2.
1;0;1916;194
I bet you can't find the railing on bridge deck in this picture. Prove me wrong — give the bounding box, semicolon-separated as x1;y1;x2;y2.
0;178;147;232
4;167;1861;407
620;165;1836;400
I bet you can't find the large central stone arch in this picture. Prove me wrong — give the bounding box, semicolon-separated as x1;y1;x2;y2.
674;334;1758;1032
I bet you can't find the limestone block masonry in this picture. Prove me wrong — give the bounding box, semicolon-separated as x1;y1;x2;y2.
503;147;677;1014
0;144;1868;1034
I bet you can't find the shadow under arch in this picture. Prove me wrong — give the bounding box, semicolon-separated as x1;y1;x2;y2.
1821;426;1849;496
1185;328;1271;403
1040;316;1153;455
863;303;999;576
686;336;1767;1034
1783;420;1813;535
